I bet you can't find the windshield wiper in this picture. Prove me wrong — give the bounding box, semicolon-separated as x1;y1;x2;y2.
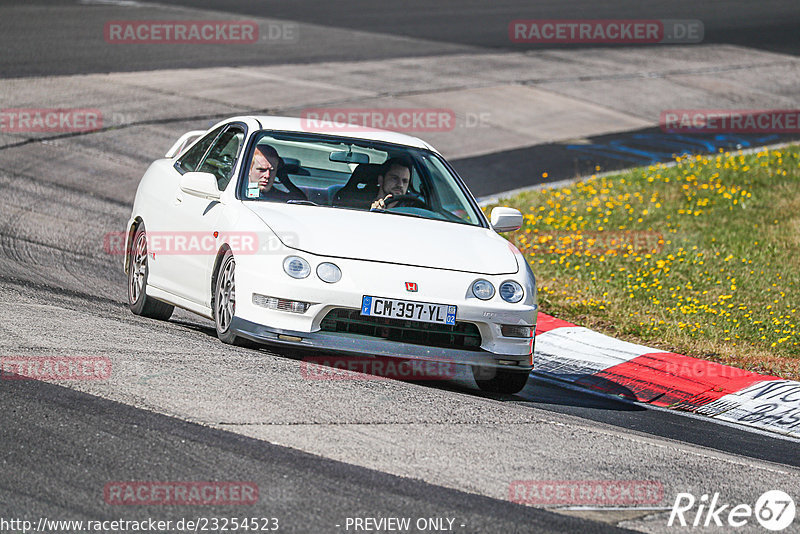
287;199;319;206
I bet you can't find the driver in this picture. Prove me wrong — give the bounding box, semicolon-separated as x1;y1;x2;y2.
370;157;414;210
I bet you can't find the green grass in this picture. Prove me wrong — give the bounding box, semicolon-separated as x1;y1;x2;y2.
490;146;800;379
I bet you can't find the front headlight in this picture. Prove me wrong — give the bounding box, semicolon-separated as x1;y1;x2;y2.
316;262;342;283
499;281;524;303
283;256;310;279
471;279;495;300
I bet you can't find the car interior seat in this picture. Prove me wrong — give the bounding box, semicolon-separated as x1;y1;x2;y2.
331;163;382;209
272;158;309;201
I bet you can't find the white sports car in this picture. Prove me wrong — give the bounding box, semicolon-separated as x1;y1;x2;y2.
124;116;537;393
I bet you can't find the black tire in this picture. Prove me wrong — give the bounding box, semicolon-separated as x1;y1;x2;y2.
472;366;530;394
127;224;174;321
213;249;243;345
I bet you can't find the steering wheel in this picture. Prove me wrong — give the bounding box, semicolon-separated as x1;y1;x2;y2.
384;194;427;209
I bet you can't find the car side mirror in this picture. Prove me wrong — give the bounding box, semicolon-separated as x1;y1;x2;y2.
180;171;221;200
490;207;522;232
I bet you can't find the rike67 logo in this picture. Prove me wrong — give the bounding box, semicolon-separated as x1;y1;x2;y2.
668;490;795;531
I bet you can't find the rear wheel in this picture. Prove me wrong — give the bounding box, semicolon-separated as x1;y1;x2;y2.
127;224;174;320
472;366;530;394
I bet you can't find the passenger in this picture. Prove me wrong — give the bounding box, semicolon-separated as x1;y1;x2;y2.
248;145;281;196
370;157;414;210
246;145;306;201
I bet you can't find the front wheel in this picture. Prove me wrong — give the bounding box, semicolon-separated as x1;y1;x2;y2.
128;224;174;321
213;249;242;345
472;366;530;394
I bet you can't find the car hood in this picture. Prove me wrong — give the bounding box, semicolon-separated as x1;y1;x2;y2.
244;203;518;275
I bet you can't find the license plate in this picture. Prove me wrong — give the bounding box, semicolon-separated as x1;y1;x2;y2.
361;296;456;325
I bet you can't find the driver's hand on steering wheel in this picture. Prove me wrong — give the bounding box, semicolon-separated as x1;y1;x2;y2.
370;194;394;211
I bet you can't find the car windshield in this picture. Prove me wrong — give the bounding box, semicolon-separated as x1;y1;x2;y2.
238;131;485;227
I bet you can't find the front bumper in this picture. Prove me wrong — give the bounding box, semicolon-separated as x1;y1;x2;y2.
230;316;534;371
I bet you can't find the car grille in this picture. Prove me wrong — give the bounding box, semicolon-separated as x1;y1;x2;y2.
319;308;483;351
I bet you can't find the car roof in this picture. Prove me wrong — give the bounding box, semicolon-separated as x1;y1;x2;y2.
216;115;436;151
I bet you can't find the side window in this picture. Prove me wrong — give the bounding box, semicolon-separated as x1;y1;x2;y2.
176;126;224;173
422;156;479;225
197;125;246;190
